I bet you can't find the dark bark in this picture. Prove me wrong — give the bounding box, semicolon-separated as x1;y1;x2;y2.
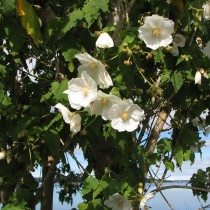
41;156;56;210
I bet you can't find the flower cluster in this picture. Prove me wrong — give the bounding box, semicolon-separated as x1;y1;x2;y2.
55;34;144;133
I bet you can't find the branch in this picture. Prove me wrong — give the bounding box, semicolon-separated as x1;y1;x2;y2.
153;185;210;193
148;168;174;210
145;102;172;155
109;0;136;43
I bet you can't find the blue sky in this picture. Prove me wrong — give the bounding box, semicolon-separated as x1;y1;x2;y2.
32;138;210;180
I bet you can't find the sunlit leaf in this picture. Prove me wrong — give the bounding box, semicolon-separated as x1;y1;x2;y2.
62;10;84;34
83;0;109;27
82;176;99;196
17;0;41;45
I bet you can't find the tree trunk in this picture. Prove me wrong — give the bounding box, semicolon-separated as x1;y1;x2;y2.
41;156;56;210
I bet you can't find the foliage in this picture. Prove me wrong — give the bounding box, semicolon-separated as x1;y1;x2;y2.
0;0;210;209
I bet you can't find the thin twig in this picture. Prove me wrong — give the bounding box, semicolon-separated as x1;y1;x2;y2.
148;168;174;210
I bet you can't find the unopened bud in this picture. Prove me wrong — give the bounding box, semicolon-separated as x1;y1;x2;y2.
80;129;87;135
123;43;128;48
146;52;153;60
127;49;133;56
0;151;6;160
124;60;132;66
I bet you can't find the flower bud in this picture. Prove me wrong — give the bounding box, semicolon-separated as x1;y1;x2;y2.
195;71;202;85
0;151;6;160
124;60;132;66
146;52;153;60
95;32;114;48
203;2;210;20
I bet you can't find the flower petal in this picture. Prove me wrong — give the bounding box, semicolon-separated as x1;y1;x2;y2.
54;103;72;124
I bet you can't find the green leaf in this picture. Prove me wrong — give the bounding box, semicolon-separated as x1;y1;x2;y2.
165;159;174;171
171;70;184;93
0;0;16;14
110;87;121;98
43;17;61;43
83;0;109;27
43;129;60;157
78;203;88;210
183;150;192;161
153;48;164;63
176;57;184;65
82;176;99;196
161;71;170;84
86;199;102;210
174;146;183;167
157;138;172;153
44;114;62;131
0;82;4;101
61;36;83;63
4;18;25;51
179;126;200;146
51;79;68;102
2;202;29;210
8;116;35;138
93;180;108;199
2;96;11;106
40;91;52;102
62;10;84;34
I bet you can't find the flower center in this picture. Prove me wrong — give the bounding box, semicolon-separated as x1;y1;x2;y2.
81;87;89;96
121;111;129;121
88;62;97;70
116;198;124;207
174;36;181;44
152;28;161;37
101;97;109;106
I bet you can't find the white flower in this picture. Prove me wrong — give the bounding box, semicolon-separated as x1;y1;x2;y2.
195;71;202;85
63;72;97;110
90;91;121;120
138;14;174;50
172;34;186;48
96;32;114;48
139;192;155;209
203;2;210;20
196;37;203;48
0;151;6;160
170;46;179;56
195;68;209;85
75;53;113;89
54;103;81;134
203;40;210;59
192;117;205;130
104;193;132;210
108;99;144;132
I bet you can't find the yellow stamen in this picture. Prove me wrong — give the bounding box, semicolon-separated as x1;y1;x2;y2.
152;28;161;37
121;111;129;121
101;97;109;106
82;87;89;96
88;62;97;70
